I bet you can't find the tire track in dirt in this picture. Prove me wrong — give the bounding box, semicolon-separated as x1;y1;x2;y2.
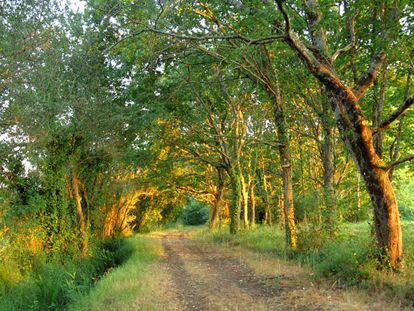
162;236;210;310
161;233;288;310
140;231;402;310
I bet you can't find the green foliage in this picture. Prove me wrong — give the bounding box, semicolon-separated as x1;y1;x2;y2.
180;198;209;226
395;169;414;221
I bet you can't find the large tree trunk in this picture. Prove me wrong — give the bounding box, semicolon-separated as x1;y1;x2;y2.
335;104;402;267
72;171;87;256
210;167;225;229
278;142;297;251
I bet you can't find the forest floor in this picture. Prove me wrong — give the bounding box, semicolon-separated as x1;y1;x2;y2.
72;228;409;311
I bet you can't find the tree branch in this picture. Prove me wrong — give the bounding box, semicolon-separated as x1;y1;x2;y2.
353;52;387;100
387;154;414;170
108;26;285;51
331;13;356;62
373;96;414;133
275;0;291;34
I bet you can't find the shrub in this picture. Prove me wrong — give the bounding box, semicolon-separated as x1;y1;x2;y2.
313;238;374;286
180;199;209;226
297;225;327;252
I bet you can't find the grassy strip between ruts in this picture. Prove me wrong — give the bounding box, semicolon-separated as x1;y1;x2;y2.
68;236;162;311
195;222;414;307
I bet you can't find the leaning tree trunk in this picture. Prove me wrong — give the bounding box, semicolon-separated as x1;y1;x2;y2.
256;46;297;250
276;0;403;267
334;102;402;267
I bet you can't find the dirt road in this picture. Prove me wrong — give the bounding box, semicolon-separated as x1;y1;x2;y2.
143;231;387;311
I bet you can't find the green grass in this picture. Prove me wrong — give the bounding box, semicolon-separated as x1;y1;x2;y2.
197;222;414;306
69;235;162;311
0;238;133;311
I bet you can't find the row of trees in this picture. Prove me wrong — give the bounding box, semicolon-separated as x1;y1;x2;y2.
89;0;413;269
1;0;413;272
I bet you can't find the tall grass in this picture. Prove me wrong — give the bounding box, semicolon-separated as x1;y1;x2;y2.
0;238;133;311
69;236;162;311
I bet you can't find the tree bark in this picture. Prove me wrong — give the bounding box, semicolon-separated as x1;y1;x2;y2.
248;173;256;226
256;46;297;250
229;166;242;234
240;170;249;227
210;167;225;229
372;64;388;157
321;95;337;235
72;171;87;256
270;87;297;251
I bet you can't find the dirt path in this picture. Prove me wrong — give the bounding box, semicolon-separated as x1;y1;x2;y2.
144;231;386;311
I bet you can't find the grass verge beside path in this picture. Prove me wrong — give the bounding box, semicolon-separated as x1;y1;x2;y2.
196;222;414;308
69;236;162;311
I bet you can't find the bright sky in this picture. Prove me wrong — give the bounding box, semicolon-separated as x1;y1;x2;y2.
68;0;86;13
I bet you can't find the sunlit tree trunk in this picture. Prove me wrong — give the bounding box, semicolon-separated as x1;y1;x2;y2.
240;171;249;227
248;173;256;226
278;195;285;227
229;166;242;234
71;171;87;256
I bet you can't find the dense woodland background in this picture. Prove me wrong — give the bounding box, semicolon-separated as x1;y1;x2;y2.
1;0;414;309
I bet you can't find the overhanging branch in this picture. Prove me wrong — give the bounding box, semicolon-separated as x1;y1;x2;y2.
373;96;414;133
